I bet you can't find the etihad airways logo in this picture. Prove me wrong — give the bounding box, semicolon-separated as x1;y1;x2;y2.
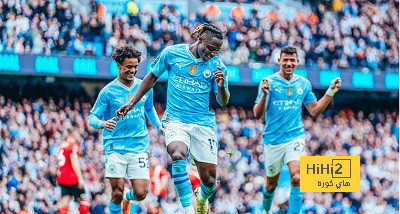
172;75;208;91
272;99;302;110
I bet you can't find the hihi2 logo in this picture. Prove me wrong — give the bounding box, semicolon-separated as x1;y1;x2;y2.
300;156;360;192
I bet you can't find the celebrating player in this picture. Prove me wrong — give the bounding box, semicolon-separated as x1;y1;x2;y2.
115;23;230;214
88;45;161;214
253;46;341;214
57;129;89;214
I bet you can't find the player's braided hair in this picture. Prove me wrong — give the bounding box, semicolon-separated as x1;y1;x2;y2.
191;23;224;40
112;44;142;65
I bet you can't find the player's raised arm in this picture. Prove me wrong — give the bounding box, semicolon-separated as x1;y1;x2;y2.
116;47;171;119
253;78;270;119
214;66;230;106
144;89;161;130
305;77;341;117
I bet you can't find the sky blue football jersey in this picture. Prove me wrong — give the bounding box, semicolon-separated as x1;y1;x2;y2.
150;44;229;128
89;78;160;155
255;73;317;145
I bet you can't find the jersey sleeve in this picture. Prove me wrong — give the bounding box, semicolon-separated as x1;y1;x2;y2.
150;46;171;77
89;89;108;129
304;81;317;104
144;89;161;130
213;63;229;94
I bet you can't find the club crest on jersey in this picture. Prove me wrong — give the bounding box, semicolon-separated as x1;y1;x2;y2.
189;65;197;75
297;88;303;95
204;69;212;78
128;94;134;101
286;88;293;96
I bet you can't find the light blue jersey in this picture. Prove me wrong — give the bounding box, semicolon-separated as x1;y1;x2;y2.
89;78;161;155
150;44;229;128
255;73;316;145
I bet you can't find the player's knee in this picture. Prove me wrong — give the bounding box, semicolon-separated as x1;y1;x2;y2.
170;152;186;161
134;187;148;201
134;191;147;201
291;174;300;187
266;184;277;193
266;180;278;193
112;190;124;203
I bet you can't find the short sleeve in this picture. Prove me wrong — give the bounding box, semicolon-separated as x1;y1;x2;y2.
150;46;171;77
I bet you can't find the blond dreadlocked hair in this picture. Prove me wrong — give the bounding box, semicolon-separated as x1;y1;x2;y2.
191;23;224;40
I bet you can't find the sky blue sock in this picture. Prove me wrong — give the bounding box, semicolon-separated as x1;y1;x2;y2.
172;160;193;207
288;186;303;214
108;201;121;214
200;181;217;201
125;189;137;201
263;188;274;211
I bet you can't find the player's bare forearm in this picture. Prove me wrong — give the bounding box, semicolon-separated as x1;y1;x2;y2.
253;95;267;119
306;94;333;117
131;73;159;106
70;153;84;181
216;86;230;106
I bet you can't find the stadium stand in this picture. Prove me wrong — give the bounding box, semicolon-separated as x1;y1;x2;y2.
0;0;398;70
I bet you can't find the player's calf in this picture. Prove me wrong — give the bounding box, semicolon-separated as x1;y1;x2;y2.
288;174;302;214
263;175;280;212
112;189;124;204
290;174;300;187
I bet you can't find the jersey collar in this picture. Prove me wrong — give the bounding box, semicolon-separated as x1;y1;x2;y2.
115;78;137;91
186;44;203;63
276;72;296;84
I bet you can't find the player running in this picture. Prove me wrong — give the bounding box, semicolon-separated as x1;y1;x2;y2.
57;128;89;214
253;46;341;214
88;45;161;214
115;23;230;214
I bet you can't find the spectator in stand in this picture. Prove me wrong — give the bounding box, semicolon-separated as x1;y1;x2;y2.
0;0;398;70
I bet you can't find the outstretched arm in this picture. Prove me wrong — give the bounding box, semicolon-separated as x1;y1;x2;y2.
305;77;341;117
116;73;159;119
116;47;170;119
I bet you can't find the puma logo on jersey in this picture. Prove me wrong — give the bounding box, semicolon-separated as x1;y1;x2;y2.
115;98;123;103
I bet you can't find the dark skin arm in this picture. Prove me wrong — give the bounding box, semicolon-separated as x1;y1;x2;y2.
215;67;230;106
115;72;159;119
305;77;341;117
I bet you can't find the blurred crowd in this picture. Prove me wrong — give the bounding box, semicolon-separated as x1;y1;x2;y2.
0;85;398;213
0;0;398;70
